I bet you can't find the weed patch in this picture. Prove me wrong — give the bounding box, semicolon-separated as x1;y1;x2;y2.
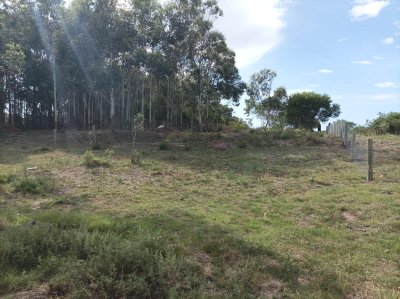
82;151;110;168
12;169;53;194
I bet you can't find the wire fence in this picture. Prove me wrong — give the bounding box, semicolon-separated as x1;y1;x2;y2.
327;120;373;181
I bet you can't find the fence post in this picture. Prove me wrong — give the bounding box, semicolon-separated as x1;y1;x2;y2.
344;124;348;147
351;132;356;161
368;139;373;181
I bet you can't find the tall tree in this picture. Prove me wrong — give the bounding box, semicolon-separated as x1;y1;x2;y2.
286;92;341;130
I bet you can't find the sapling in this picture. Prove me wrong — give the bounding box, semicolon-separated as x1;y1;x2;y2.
131;113;144;164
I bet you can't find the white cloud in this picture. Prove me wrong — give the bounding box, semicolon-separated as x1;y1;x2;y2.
375;82;400;88
372;55;384;60
349;0;390;21
366;94;400;102
318;69;334;74
383;37;394;45
214;0;290;69
352;60;374;64
338;38;349;43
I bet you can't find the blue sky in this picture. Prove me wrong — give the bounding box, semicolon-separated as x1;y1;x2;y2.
214;0;400;126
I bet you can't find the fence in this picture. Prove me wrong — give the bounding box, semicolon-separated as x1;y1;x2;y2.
327;120;373;181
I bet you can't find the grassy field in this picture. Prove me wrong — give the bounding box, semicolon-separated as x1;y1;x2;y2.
0;129;399;298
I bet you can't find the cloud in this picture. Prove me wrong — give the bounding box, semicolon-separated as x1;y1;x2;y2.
383;37;394;45
352;60;374;65
375;82;400;88
338;38;349;43
213;0;290;69
365;94;400;102
318;69;334;74
349;0;390;21
372;55;384;60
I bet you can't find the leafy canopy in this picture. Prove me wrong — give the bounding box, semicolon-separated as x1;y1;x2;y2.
286;92;340;129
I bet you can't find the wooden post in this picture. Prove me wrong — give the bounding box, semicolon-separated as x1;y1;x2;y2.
368;139;373;181
351;132;356;161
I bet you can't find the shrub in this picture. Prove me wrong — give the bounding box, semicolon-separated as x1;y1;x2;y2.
131;149;142;165
82;151;109;168
238;141;247;149
369;112;400;135
0;174;15;184
12;170;52;194
91;143;103;151
159;140;170;150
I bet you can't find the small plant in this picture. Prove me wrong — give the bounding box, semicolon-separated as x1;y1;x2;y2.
0;174;15;184
131;113;144;165
104;148;115;159
40;146;52;152
184;144;191;151
12;169;52;194
131;149;142;165
238;141;247;149
82;151;109;168
159;140;170;150
91;143;103;151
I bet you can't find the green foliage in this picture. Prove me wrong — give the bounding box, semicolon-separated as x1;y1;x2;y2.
0;174;15;184
0;214;202;298
159;140;170;150
91;143;103;151
369;112;400;135
286;92;340;129
227;119;249;131
238;141;247;149
12;169;52;195
82;151;109;168
131;149;142;165
246;69;289;127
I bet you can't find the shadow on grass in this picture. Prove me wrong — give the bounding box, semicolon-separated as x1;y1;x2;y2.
0;210;346;298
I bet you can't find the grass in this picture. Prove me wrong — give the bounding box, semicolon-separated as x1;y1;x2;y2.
0;129;399;298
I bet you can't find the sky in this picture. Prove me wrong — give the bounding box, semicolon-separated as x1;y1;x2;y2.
213;0;400;126
65;0;400;126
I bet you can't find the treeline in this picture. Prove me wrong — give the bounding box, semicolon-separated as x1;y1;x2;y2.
356;112;400;135
0;0;245;131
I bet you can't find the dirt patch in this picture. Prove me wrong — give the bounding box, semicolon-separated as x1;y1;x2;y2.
12;284;49;299
256;279;284;298
193;252;213;279
210;140;231;151
342;211;358;223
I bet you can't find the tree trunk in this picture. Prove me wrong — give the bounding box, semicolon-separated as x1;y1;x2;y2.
149;78;152;129
141;77;145;127
122;73;125;129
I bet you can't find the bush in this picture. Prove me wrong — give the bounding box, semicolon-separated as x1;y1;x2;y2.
238;141;247;149
0;174;15;184
131;149;142;165
369;112;400;135
91;143;103;151
12;170;52;194
82;151;109;168
159;140;170;150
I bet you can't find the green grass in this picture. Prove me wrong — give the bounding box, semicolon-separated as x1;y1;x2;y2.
0;129;399;298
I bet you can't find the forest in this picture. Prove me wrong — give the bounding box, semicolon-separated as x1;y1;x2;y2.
0;0;245;131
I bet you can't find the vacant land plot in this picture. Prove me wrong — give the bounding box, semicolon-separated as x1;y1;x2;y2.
0;130;399;298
